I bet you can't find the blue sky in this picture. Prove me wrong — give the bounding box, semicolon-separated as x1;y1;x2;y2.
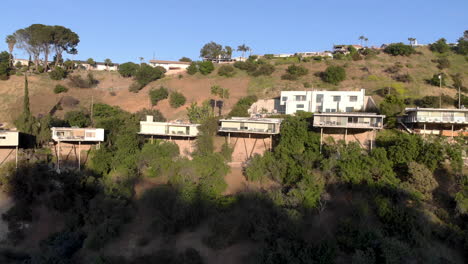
1;0;467;63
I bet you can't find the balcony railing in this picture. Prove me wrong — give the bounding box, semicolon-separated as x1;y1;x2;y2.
219;127;276;134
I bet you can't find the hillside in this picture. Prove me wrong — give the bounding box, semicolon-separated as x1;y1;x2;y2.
0;46;466;125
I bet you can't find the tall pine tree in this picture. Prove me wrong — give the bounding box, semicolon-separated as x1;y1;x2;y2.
14;74;35;134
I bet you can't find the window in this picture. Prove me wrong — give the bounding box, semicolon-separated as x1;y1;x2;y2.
316;94;324;103
282;96;288;101
346;107;354;112
333;96;341;102
86;132;96;138
296;104;304;109
0;136;5;139
325;109;331;112
331;109;337;112
295;95;306;101
349;96;358;102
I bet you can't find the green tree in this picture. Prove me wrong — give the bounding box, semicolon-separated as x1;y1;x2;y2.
187;101;212;123
179;57;192;62
358;35;365;46
379;95;405;127
0;51;12;80
134;63;166;90
321;65;346;84
427;73;446;86
429;38;450;53
406;162;439;200
169;92;186;108
198;61;214;75
65;111;91;127
14;75;35;134
49;66;66;80
383;43;415;56
237;44;250;60
104;58;113;70
186;62;198;75
200;41;223;60
50;25;79;67
149;86;169;106
5;35;16;66
86;58;96;69
118;62;139;77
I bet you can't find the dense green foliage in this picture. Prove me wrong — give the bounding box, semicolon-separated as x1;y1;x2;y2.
383;43;416;56
149;86;169;106
281;64;309;80
428;73;447;86
198;61;214;75
53;84;68;94
429;38;450;53
118;62;139;77
48;66;66;80
130;63;166;92
217;65;236;77
233;61;275;76
68;73;98;88
64;110;91;127
0;51;12;80
227;95;257;117
169;91;186;108
321;65;346;84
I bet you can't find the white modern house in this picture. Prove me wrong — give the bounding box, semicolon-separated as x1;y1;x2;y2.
295;51;333;58
0;130;19;147
313;113;385;130
402;108;468;137
139;116;200;138
0;130;20;168
75;61;119;71
279;89;373;115
148;60;191;73
219;117;282;135
51;127;105;142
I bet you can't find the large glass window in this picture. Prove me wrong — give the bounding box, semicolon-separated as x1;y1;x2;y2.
297;104;304;108
295;95;306;101
316;94;324;103
346;107;354;112
282;96;287;101
333;96;341;102
349;96;358;102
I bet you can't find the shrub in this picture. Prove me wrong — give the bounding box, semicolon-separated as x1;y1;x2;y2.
179;57;192;62
303;82;312;88
392;73;412;83
228;95;257;117
61;96;80;107
383;43;415;56
187;62;198;75
217;65;236;77
198;61;214;75
65;111;91;127
169;92;186;108
68;73;98;88
233;61;257;73
281;73;298;80
406;162;439;200
129;82;144;93
49;66;66;80
385;63;403;74
435;57;450;69
118;62;139;77
135;63;166;89
149;87;169;106
263;54;274;59
427;73;447;86
286;64;309;76
53;84;68;94
321;65;346;84
251;64;275;76
429;38;450;53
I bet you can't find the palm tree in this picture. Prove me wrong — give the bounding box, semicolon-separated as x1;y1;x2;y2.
237;44;250;61
408;37;416;46
358;36;365;47
139;57;144;65
5;35;16;67
104;58;112;71
364;38;369;47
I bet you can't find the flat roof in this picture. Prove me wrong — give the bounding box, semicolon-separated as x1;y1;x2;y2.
51;127;103;130
149;60;191;65
141;121;200;127
405;108;468;113
0;130;19;134
220;117;282;124
315;112;385;117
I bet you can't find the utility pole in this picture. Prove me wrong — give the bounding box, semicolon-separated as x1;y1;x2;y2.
439;74;442;108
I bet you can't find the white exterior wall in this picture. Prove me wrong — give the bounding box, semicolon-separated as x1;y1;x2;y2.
94;64;118;71
0;131;19;146
280;89;366;115
150;63;190;71
51;128;105;142
140;121;200;137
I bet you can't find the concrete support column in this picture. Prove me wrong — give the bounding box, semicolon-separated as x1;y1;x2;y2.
320;128;323;153
15;146;18;169
78;141;81;171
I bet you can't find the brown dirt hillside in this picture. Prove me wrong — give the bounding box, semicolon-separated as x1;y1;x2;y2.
0;47;466;125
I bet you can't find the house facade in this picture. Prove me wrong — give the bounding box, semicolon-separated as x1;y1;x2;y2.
313;113;385;130
148;60;191;73
402;108;468;136
218;117;282;135
279;89;368;115
0;131;19;147
51;127;105;142
295;51;333;58
139;116;200;137
75;61;119;71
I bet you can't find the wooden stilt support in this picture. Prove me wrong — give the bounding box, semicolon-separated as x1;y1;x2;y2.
243;137;248;160
423;124;426;138
320;128;323;153
78;141;81;171
15;146;18;169
151;135;154;144
345;128;348;144
370;129;374;151
57;141;61;173
228;133;231;145
270;135;272;151
451;125;454;139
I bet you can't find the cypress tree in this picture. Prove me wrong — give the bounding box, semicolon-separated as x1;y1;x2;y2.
23;74;30;117
14;74;34;134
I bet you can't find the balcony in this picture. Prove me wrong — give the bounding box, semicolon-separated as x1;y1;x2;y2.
219;127;277;134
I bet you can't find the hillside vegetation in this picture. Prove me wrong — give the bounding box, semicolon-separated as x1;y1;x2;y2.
1;46;466;126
